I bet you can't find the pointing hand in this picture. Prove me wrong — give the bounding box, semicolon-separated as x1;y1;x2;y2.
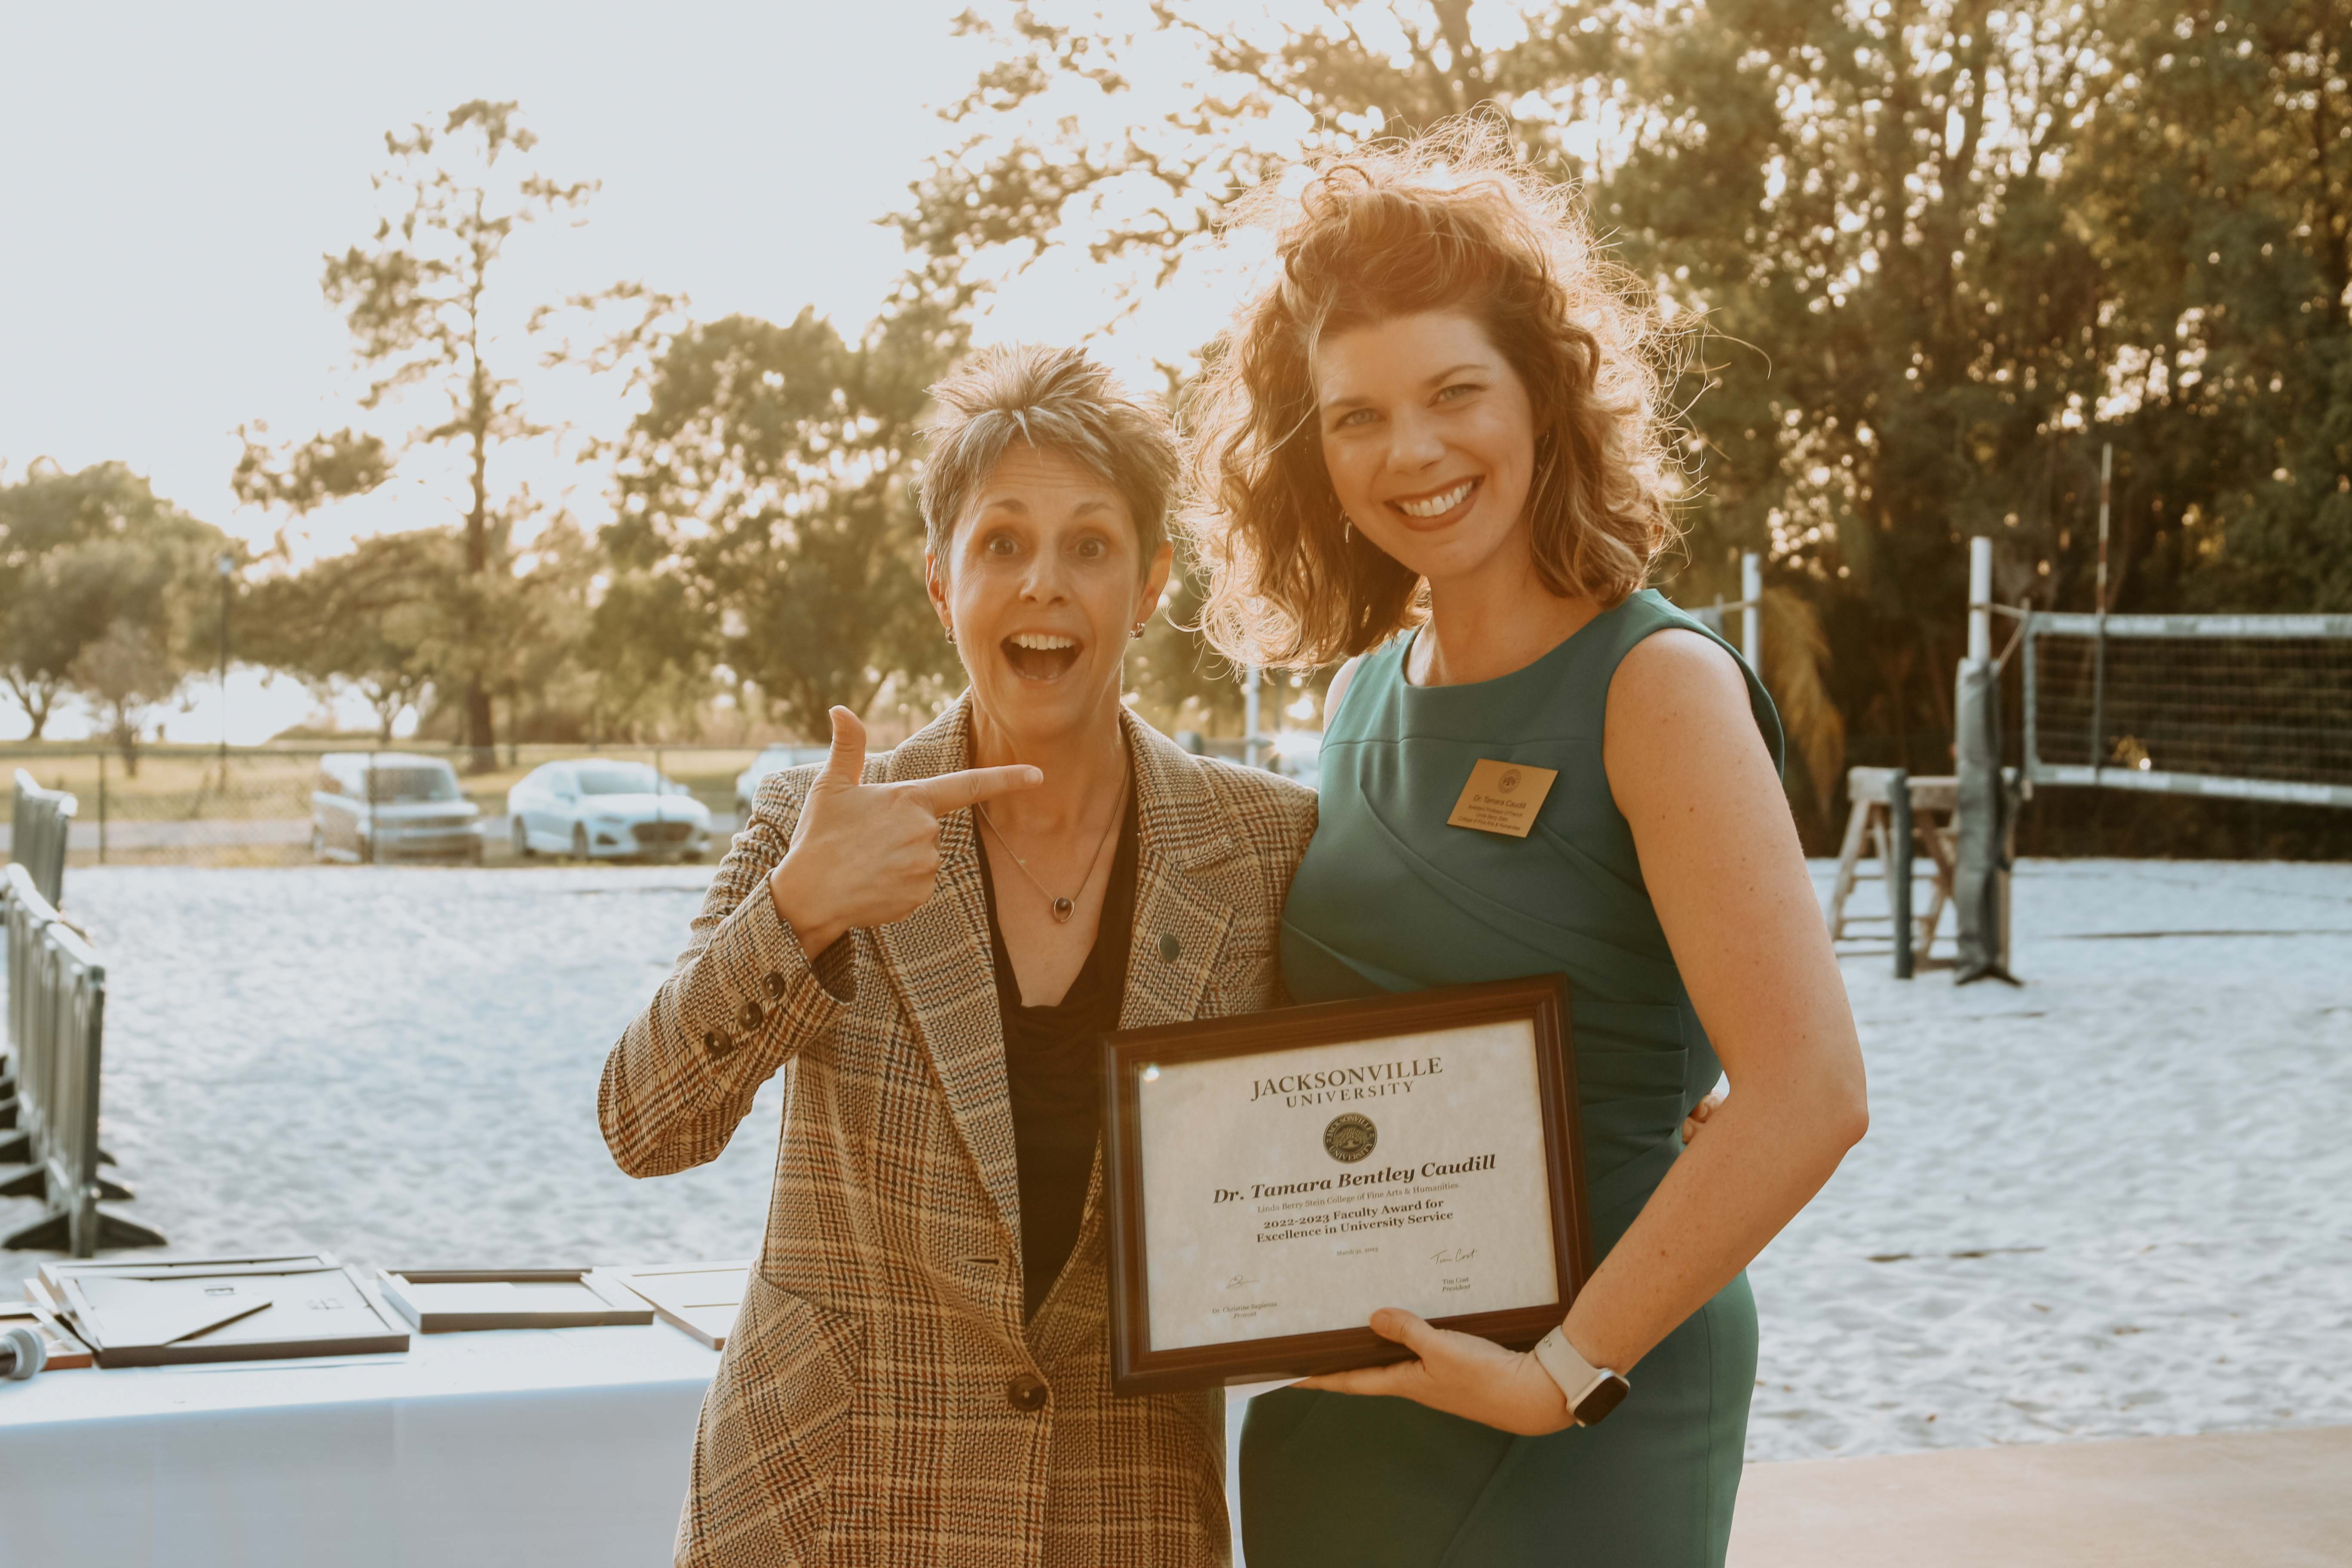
766;707;1041;957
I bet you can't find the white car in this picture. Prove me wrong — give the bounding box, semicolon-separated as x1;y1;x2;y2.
733;744;833;815
505;760;714;862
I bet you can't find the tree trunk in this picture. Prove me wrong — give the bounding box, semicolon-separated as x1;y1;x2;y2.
112;706;141;779
463;318;497;775
465;681;496;772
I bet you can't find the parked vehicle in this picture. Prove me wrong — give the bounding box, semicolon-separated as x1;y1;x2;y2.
505;760;713;862
733;744;833;815
311;753;485;864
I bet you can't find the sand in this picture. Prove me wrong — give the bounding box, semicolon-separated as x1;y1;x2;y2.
0;866;779;1295
5;858;2346;1478
1745;858;2352;1460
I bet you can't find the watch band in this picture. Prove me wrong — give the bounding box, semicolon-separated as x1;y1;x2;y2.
1532;1326;1628;1426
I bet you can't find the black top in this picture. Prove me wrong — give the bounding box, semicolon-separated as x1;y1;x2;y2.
974;790;1140;1322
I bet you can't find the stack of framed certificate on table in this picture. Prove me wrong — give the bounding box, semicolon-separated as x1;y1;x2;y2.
0;1297;93;1369
1102;975;1590;1394
31;1254;410;1367
608;1261;749;1350
375;1268;656;1333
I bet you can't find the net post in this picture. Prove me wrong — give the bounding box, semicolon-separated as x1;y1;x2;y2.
2020;612;2038;798
2091;443;2112;777
1955;638;2020;985
1741;551;1762;671
1967;536;1992;664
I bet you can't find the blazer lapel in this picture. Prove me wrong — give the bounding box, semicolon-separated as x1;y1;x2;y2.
867;699;1026;1255
1118;712;1239;1032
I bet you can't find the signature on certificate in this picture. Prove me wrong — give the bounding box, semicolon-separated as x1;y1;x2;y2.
1222;1274;1261;1291
1430;1247;1478;1265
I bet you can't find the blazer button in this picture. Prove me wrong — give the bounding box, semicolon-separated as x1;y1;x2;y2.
703;1029;735;1058
763;971;787;1001
1007;1373;1049;1412
1157;932;1181;964
738;999;766;1031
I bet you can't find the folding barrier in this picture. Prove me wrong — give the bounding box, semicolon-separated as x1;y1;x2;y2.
0;863;162;1255
9;769;74;907
0;770;73;1113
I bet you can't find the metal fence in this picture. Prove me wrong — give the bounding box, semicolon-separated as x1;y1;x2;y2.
0;863;163;1255
0;742;794;869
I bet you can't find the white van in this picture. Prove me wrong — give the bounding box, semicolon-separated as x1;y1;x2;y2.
310;753;484;864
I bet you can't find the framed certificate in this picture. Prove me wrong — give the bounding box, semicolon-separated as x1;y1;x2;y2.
45;1256;410;1367
1102;974;1588;1394
609;1260;750;1349
375;1268;657;1333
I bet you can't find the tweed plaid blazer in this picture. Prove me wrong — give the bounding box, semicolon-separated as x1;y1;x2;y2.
600;698;1317;1568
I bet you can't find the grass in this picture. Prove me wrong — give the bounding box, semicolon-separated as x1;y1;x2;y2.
0;743;767;823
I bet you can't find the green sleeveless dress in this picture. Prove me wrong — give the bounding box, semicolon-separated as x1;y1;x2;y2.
1240;590;1783;1568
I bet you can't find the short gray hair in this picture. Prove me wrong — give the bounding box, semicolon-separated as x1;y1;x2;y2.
917;343;1177;572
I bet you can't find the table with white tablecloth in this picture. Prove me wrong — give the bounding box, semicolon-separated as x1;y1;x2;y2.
0;1320;718;1568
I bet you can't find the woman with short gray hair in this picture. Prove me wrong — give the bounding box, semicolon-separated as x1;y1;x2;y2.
601;342;1315;1567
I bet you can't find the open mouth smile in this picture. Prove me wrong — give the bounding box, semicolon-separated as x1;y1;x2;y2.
1387;477;1481;527
1002;631;1082;681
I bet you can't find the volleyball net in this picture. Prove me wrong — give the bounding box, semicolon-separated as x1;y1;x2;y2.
2020;613;2352;810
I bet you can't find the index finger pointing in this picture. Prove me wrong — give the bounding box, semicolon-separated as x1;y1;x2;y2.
905;765;1043;816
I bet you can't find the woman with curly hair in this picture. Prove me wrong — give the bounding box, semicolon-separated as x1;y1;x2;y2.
1185;126;1867;1566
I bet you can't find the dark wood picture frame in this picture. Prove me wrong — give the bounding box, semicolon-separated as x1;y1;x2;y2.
1102;973;1587;1395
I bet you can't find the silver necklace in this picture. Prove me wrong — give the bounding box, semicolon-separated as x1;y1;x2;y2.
977;788;1126;925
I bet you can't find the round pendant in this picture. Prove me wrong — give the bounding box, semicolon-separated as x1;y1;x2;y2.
1051;897;1075;924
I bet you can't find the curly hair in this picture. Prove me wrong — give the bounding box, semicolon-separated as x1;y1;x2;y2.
1181;121;1681;668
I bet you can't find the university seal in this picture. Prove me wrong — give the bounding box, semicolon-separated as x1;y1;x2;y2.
1323;1112;1378;1163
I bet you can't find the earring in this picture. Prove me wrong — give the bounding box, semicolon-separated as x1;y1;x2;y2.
1129;622;1145;640
1341;511;1352;545
943;624;955;644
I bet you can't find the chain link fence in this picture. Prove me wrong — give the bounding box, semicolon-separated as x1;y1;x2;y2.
0;744;789;869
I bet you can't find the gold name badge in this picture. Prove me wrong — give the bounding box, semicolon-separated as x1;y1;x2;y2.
1445;758;1560;838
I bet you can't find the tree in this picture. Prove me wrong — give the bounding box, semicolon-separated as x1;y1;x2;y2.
576;564;717;743
606;309;960;738
70;614;184;773
0;462;230;761
236;98;597;770
239;530;459;738
891;0;2351;852
2065;0;2352;614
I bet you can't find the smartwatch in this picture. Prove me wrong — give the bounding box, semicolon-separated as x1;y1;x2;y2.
1532;1326;1630;1427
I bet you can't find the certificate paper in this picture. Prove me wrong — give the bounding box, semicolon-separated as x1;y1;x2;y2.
1139;1019;1556;1349
1103;975;1589;1392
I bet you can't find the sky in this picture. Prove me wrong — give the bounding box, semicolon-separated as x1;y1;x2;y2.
0;0;1030;739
